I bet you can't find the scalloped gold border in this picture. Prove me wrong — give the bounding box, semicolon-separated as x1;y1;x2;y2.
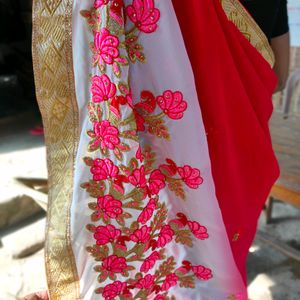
32;0;80;298
222;0;275;67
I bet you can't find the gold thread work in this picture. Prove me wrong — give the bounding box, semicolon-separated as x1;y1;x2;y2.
32;0;80;298
221;0;275;67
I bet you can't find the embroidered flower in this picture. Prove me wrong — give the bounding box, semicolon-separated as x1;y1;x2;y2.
102;281;126;300
130;225;152;243
137;198;156;224
136;145;143;162
192;265;213;281
94;224;121;245
177;165;203;189
135;274;155;289
133;110;146;132
91;158;119;181
116;235;131;252
157;90;187;120
112;174;129;195
110;95;129;118
169;212;188;229
126;0;160;33
93;28;119;66
175;260;192;275
128;166;147;191
94;0;109;9
159;158;178;177
161;273;179;291
157;225;174;248
102;255;127;274
91;74;117;103
97;195;123;220
93;120;120;150
148;169;166;195
135;90;157;113
140;251;160;273
110;0;124;25
187;221;209;240
154;295;166;300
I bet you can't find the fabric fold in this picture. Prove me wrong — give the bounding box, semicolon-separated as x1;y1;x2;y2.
172;0;280;281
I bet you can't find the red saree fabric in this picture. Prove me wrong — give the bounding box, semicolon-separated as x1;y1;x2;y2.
172;0;280;281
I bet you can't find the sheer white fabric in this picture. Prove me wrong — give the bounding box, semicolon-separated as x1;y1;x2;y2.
70;1;246;299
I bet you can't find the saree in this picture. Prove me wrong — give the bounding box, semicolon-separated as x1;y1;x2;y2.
32;0;279;299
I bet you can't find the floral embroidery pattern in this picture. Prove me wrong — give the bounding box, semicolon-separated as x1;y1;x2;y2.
124;0;160;63
81;1;213;299
126;0;160;33
133;90;188;140
91;74;117;103
81;3;129;77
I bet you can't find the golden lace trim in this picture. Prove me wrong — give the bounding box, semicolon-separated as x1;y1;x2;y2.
221;0;275;67
32;0;80;298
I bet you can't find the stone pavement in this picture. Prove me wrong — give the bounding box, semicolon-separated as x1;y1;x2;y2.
248;202;300;300
0;112;46;231
0;111;47;300
0;111;299;300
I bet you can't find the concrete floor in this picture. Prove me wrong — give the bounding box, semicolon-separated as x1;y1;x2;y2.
247;203;300;300
0;111;299;300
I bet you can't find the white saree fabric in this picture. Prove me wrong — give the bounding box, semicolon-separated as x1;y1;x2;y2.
70;0;246;299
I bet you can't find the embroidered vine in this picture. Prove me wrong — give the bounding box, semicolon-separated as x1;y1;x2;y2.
80;1;213;299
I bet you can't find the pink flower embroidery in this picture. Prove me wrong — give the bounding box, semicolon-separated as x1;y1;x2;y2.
94;28;119;66
136;145;143;162
187;221;209;240
130;225;152;243
93;120;120;150
126;0;160;33
169;212;188;229
159;158;178;177
157;225;174;248
102;281;126;300
175;260;192;275
137;198;156;224
91;74;116;103
157;90;187;120
177;165;203;189
140;251;160;273
135;274;155;289
110;0;124;25
128;166;147;190
94;0;109;9
91;158;119;181
133;110;146;132
154;296;166;300
115;235;131;252
110;95;129;118
192;265;213;281
102;255;127;273
161;273;178;291
94;224;121;245
135;91;157;113
97;195;123;220
148;169;166;195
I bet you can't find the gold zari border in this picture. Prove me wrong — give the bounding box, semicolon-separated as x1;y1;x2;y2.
32;0;80;299
222;0;275;67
